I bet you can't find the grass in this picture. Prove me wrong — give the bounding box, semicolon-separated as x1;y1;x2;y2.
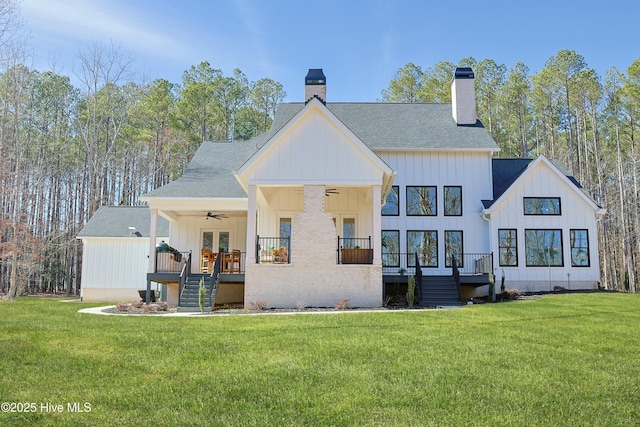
1;294;639;426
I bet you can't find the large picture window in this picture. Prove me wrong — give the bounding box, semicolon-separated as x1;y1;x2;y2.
382;230;400;267
444;230;463;268
498;229;518;266
407;230;438;267
382;186;399;216
525;229;563;266
570;229;590;267
406;186;437;216
523;197;561;215
444;186;462;216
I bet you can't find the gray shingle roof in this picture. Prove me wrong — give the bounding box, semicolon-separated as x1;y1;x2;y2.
142;141;259;199
144;102;499;200
482;158;600;209
271;102;499;151
77;206;169;238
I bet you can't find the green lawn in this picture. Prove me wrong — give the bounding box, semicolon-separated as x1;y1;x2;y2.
1;294;639;426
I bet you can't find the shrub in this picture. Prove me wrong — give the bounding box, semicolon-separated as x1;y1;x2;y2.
501;289;520;301
115;303;130;312
296;301;306;311
250;300;268;310
198;276;206;313
334;299;350;310
406;276;416;307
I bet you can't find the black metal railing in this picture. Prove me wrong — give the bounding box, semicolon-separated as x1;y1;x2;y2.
382;252;493;276
155;247;190;273
209;255;221;307
256;236;291;264
338;236;371;249
337;236;373;264
452;256;461;301
178;252;192;299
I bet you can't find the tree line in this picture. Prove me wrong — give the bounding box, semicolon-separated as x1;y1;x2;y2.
0;0;637;296
0;2;286;297
382;53;640;292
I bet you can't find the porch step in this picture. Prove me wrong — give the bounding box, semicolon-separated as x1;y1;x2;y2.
178;274;215;311
419;276;462;307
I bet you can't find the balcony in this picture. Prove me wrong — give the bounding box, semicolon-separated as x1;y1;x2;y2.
337;236;373;264
256;236;291;264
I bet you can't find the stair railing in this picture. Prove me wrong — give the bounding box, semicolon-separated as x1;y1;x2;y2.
208;255;221;307
178;251;192;300
451;256;461;301
414;252;422;303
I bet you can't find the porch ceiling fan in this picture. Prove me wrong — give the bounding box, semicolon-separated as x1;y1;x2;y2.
206;212;228;220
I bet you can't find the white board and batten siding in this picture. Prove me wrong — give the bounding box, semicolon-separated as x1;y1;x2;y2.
168;215;248;274
488;160;601;291
244;106;385;186
378;151;494;273
80;237;165;302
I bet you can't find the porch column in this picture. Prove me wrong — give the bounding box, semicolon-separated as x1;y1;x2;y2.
372;185;382;265
146;208;158;304
148;208;158;273
246;185;257;264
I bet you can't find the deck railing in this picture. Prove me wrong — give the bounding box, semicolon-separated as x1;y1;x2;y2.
256;236;291;264
382;252;493;276
155;248;191;273
178;255;190;299
337;236;373;264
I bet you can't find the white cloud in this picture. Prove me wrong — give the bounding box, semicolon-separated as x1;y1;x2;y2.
21;0;194;60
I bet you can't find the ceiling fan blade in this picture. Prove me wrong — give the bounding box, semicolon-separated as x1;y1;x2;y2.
206;212;228;220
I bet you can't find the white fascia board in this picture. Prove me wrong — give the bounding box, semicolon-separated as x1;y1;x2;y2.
148;197;248;212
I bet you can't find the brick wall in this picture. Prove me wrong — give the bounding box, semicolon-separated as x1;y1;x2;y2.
245;185;382;308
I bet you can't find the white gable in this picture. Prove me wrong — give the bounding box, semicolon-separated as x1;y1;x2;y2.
485;156;602;215
237;99;393;187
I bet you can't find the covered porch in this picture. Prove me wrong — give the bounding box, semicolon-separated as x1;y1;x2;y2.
143;198;249;306
242;184;388;308
234;97;395;308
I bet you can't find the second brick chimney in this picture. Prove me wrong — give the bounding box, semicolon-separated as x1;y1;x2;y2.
305;69;326;104
451;67;477;125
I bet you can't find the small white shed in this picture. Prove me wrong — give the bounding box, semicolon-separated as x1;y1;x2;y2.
77;206;170;302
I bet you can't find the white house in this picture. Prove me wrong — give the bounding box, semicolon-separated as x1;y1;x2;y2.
79;68;605;309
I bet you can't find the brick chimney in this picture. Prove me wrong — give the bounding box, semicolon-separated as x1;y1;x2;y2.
451;67;477;125
305;69;326;104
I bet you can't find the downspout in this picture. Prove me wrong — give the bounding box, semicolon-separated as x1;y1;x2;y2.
482;210;495;302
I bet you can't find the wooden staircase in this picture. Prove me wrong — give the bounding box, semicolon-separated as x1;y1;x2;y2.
418;276;462;308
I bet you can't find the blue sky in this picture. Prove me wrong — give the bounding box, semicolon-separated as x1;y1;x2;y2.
20;0;640;102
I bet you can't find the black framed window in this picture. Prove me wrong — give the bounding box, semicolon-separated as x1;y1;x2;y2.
444;230;463;268
523;197;561;215
407;230;437;267
444;186;462;216
498;229;518;266
382;186;399;216
406;186;437;216
382;230;400;267
525;229;563;266
570;229;590;267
